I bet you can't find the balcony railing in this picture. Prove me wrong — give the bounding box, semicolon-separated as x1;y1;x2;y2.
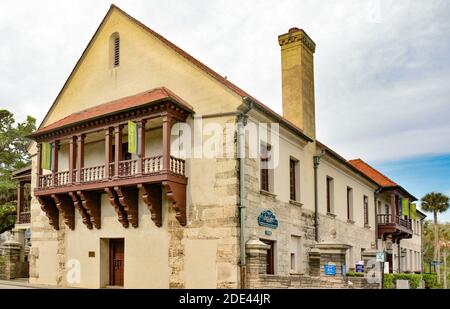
83;165;105;182
377;214;412;230
37;155;185;190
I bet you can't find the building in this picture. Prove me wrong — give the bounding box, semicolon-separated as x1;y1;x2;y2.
27;5;424;288
349;159;426;274
0;166;31;280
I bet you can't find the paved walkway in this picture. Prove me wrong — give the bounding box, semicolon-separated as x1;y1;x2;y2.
0;279;58;289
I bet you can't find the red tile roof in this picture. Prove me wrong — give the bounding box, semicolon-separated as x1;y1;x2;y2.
36;4;312;143
32;87;193;135
348;159;398;187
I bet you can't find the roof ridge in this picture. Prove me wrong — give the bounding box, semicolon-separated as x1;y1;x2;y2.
349;158;398;186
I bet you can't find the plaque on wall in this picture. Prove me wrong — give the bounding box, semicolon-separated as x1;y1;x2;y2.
258;210;278;229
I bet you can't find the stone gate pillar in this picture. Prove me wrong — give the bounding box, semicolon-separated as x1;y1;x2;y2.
245;235;270;288
0;240;22;280
309;248;321;277
315;241;351;277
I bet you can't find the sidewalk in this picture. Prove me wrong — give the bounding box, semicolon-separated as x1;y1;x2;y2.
0;278;70;289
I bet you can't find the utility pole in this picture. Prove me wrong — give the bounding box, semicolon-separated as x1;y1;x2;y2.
444;248;447;289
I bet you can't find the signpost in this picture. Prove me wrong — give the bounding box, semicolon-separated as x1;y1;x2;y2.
376;251;386;289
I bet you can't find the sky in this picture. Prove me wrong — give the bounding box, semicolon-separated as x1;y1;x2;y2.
0;0;449;220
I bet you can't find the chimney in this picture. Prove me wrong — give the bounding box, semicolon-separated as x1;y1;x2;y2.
278;27;316;139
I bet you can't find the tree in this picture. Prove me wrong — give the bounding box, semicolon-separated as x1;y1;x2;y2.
421;192;450;284
0;109;36;234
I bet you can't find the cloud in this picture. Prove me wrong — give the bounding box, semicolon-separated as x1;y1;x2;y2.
0;0;449;162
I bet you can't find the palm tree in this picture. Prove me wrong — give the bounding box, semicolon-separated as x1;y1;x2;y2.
421;192;450;284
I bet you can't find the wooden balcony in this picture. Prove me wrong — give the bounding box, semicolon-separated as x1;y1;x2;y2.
30;88;194;231
377;214;413;240
36;156;185;194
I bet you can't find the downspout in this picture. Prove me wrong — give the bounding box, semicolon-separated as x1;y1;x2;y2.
374;188;382;249
313;151;325;242
374;187;383;288
238;97;253;288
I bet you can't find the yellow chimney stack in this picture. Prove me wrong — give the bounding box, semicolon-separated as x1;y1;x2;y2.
278;27;316;139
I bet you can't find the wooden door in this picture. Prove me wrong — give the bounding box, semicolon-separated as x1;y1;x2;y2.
109;239;124;286
261;239;275;275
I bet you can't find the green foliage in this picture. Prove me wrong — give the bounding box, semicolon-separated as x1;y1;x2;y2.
346;271;364;277
422;273;443;289
383;273;421;289
421;192;450;215
383;274;395;289
0;255;4;265
0;109;36;234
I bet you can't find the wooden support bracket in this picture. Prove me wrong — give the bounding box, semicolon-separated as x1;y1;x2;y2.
138;183;162;227
105;187;129;228
69;191;92;229
163;181;187;226
36;196;59;230
115;186;139;228
52;193;75;230
77;191;101;229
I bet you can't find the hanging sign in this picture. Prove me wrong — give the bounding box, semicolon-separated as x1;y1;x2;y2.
258;210;278;229
128;121;138;154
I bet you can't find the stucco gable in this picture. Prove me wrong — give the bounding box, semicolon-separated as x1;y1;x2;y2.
40;5;243;129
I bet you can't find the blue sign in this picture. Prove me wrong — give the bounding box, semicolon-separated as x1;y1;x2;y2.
258;210;278;229
324;264;336;276
356;264;365;273
25;228;31;239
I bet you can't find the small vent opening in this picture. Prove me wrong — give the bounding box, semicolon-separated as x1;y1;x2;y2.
114;36;120;67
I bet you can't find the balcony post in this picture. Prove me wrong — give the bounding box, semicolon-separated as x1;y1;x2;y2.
390;193;397;220
136;119;146;175
162;114;172;172
69;136;77;184
51;140;60;186
104;128;113;179
76;134;85;183
114;125;123;179
16;181;24;223
36;143;42;188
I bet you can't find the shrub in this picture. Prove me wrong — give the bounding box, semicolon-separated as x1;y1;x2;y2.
422;273;443;289
346;271;364;277
0;256;4;265
383;274;395;289
383;273;421;289
394;273;420;289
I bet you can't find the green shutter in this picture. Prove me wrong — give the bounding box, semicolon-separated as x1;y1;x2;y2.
128;121;137;155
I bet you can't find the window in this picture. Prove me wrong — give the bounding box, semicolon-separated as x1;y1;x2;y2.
363;196;369;226
261;239;275;275
347;187;353;221
290;235;302;273
385;204;390;215
326;176;334;214
289;158;300;201
111;33;120;67
260;143;272;192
